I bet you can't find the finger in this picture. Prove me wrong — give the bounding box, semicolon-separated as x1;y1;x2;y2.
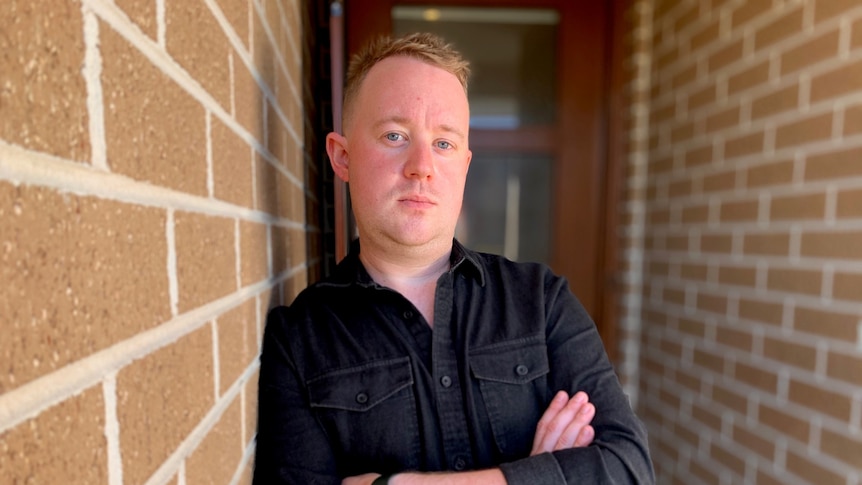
574;424;595;448
534;392;588;454
531;391;569;455
554;402;595;450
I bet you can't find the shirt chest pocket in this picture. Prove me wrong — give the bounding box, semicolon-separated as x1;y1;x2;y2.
306;357;420;474
470;341;550;459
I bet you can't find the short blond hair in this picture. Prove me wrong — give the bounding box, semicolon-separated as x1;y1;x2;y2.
342;32;470;126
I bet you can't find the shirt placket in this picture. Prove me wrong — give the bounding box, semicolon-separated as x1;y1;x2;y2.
431;272;474;472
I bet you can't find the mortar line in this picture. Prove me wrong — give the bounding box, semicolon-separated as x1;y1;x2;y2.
82;5;108;171
103;372;124;485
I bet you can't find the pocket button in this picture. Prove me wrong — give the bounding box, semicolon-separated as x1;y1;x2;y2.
355;392;369;404
515;364;529;376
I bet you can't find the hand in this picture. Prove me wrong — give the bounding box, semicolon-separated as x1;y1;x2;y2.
342;473;381;485
530;390;596;455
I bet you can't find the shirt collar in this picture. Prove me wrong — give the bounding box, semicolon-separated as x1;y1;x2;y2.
322;238;486;288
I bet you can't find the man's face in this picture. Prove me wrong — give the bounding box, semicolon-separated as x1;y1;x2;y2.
332;56;472;252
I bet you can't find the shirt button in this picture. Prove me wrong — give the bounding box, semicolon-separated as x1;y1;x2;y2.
440;375;452;388
403;310;414;319
453;456;466;471
355;392;368;404
515;364;529;376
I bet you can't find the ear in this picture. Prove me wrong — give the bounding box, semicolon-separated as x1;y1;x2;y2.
326;132;350;182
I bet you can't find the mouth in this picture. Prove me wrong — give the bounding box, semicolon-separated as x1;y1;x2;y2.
398;194;436;207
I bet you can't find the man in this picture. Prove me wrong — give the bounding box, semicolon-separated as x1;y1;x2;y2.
254;33;654;484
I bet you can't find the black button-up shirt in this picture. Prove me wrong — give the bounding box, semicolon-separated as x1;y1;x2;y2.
254;240;654;484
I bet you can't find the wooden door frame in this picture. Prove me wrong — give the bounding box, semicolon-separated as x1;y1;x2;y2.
342;0;625;361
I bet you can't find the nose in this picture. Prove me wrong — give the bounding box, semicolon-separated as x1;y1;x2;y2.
403;142;434;180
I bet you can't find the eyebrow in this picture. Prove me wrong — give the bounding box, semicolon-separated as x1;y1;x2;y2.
372;116;467;141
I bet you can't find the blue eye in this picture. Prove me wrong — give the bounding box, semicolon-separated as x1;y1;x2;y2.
436;141;452;150
385;133;403;142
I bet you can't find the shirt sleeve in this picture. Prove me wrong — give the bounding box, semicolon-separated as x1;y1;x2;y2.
253;306;342;485
499;274;655;485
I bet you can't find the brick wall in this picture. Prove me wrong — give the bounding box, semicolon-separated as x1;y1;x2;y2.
0;0;312;483
621;0;862;483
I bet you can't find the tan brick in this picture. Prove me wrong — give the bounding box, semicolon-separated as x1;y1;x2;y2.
805;146;862;181
724;131;764;159
705;105;740;133
175;211;237;313
719;199;758;222
691;401;722;431
738;298;783;326
685;144;713;168
656;45;680;71
712;382;748;414
186;396;243;484
671;123;695;143
787;448;846;485
214;0;250;48
101;25;207;195
826;351;862;385
730;0;771;29
682;204;710;224
744;232;790;256
795;305;859;342
702;233;734;253
235;55;262;137
240;220;270;287
688;84;717;111
814;0;862;23
733;423;775;459
780;30;840;75
697;292;728;314
801;230;862;259
668;178;692;198
167;1;232;110
693;346;726;374
853;17;862;49
756;469;790;485
659;387;681;410
672;63;698;90
775;112;833;149
703;169;736;192
767;267;822;296
245;368;260;443
734;360;778;392
715;326;753;352
650;207;671;225
708;39;744;73
117;326;214;485
649;260;670;277
710;441;746;476
0;0;89;161
746;159;794;188
754;6;804;51
681;262;709;281
728;61;770;95
0;386;106;484
115;0;156;40
833;270;862;301
821;428;862;468
673;3;700;33
0;183;170;392
763;336;817;370
217;298;257;395
237;458;254;485
717;265;756;287
845;104;862;136
213;117;254;208
678;317;705;337
751;84;799;120
649;101;676;125
674;368;702;393
253;9;276;92
256;154;279;214
690;18;720;51
811;59;862;103
791;379;854;422
758;403;810;443
690;457;720;484
770;192;826;221
660;336;684;360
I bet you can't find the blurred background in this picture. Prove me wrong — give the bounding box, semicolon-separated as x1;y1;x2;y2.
1;0;860;484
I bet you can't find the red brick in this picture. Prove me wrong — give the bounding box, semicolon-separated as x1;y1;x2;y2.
770;192;826;220
820;428;862;468
786;448;846;485
738;298;783;326
833;270;862;301
0;0;90;162
746;159;794;188
758;403;810;443
751;84;799;120
708;39;745;73
0;184;170;392
117;326;214;485
811;59;862;103
763;336;817;370
101;25;207;195
720;199;759;222
186;397;243;483
780;30;840;75
175;211;237;313
725;131;764;159
794;305;859;342
826;351;862;385
733;424;775;459
217;298;258;395
801;230;862;259
805;146;862;181
734;360;778;392
754;7;805;51
775;112;834;149
0;386;107;484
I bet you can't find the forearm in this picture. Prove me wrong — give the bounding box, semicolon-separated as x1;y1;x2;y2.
370;469;506;485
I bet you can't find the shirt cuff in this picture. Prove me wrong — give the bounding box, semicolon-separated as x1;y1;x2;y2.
499;452;566;485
